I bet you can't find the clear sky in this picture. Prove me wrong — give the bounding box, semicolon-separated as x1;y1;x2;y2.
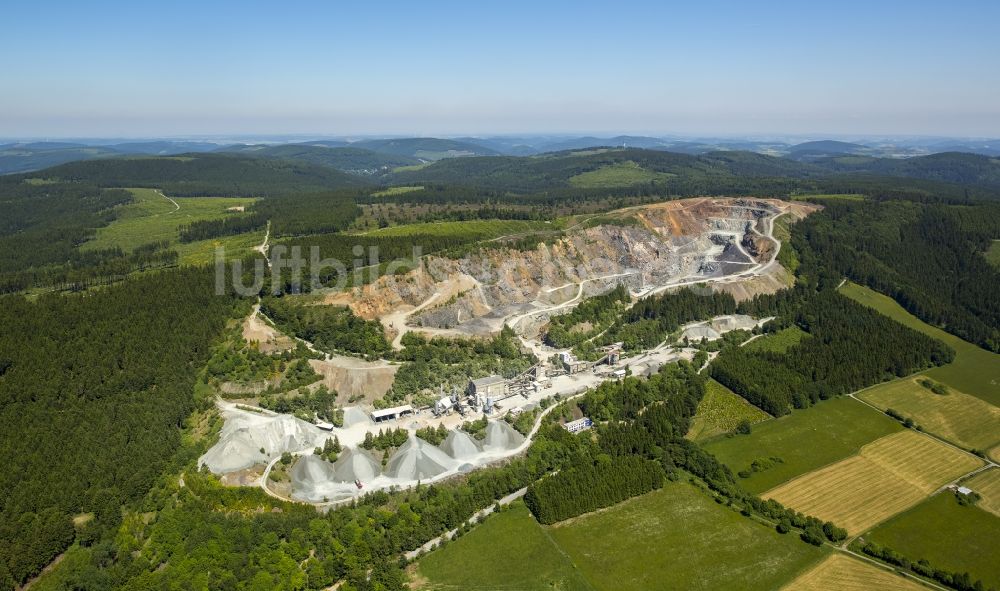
3;0;999;138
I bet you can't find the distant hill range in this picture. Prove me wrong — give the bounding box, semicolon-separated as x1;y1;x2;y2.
23;153;368;196
0;140;223;175
219;143;421;174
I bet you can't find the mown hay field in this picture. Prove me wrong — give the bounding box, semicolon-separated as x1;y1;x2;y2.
704;396;902;494
964;468;1000;518
686;379;770;442
765;431;983;535
858;376;1000;453
781;553;928;591
866;492;1000;590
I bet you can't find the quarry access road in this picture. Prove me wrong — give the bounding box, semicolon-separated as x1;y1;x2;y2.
403;487;528;560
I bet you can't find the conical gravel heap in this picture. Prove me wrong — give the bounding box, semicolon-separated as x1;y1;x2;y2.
385;436;453;480
482;420;525;453
438;429;482;460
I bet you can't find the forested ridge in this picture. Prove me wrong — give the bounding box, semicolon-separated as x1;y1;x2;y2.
0;267;242;589
28;153;368;197
711;290;954;415
792;199;1000;351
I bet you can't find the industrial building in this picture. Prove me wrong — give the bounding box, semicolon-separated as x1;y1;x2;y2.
469;375;506;399
564;417;593;433
560;351;589;374
371;404;414;423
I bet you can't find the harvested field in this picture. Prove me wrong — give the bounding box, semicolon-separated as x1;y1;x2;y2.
766;431;984;535
858;376;1000;453
781;553;928;591
964;468;1000;518
704;397;902;494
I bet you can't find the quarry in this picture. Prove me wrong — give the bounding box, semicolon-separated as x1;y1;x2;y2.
199;197;816;506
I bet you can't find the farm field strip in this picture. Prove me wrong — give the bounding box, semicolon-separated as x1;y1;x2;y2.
865;492;1000;590
781;553;930;591
963;468;1000;518
703;396;903;495
858;376;1000;453
766;431;984;535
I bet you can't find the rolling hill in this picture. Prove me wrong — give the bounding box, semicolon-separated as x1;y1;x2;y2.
219;143;420;173
26;153;370;196
350;137;501;160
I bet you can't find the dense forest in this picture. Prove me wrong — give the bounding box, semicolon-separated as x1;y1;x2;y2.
261;296;391;359
598;288;738;350
0;267;242;589
524;456;665;524
792;199;1000;351
711;290;954;415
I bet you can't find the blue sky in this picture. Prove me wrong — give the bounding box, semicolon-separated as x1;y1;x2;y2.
2;0;999;137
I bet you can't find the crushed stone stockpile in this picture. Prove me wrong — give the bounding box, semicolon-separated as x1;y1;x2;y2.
332;447;382;483
342;406;371;428
199;408;324;474
439;429;483;460
385;436;454;481
482;420;526;452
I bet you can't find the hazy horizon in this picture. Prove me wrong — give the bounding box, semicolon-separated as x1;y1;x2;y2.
4;0;999;137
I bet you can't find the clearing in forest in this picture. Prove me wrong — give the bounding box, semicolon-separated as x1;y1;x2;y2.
686;379;769;442
780;553;928;591
766;430;983;535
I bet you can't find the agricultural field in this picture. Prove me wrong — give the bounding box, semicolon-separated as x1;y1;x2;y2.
703;396;902;494
414;484;827;591
839;282;1000;406
857;376;1000;454
985;240;1000;269
568;161;675;188
548;483;827;591
83;187;259;256
865;492;1000;590
686;379;770;442
964;468;1000;518
743;326;808;354
781;553;928;591
412;502;592;591
765;431;983;535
